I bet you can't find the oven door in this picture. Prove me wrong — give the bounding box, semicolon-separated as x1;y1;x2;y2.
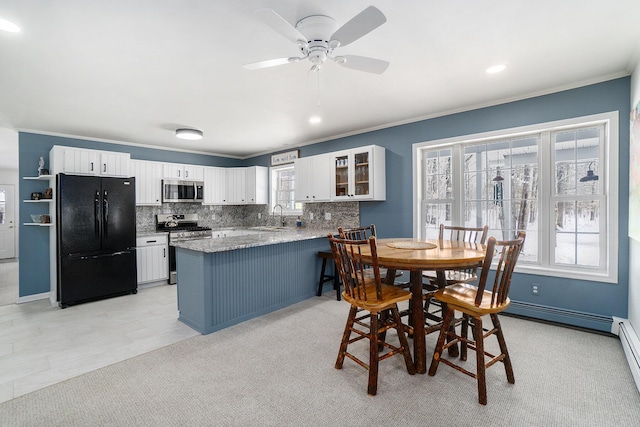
162;180;204;203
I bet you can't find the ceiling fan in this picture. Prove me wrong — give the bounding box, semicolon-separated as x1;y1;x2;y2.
243;6;389;74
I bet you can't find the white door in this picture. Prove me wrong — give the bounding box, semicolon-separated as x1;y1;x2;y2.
0;184;16;259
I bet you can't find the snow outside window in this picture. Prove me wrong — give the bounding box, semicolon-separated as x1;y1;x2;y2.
413;112;618;283
270;165;302;214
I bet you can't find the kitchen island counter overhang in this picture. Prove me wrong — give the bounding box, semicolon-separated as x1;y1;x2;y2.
172;230;331;334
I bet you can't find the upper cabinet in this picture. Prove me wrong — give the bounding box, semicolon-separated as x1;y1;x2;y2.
203;166;226;205
330;145;386;201
223;166;268;205
162;163;204;181
294;154;331;202
131;160;163;206
50;146;130;177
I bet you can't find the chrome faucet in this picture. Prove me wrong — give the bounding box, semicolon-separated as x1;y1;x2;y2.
273;204;285;227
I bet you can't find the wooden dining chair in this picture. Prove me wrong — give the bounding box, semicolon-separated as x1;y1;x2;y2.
423;224;489;286
338;224;377;240
428;231;526;405
339;225;402;283
328;233;415;396
421;224;489;335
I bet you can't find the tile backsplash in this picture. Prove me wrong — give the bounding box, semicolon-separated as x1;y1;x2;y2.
136;202;359;233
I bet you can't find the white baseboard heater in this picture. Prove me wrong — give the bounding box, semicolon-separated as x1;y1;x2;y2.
612;317;640;394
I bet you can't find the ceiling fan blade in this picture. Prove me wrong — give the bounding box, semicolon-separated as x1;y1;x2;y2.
336;55;389;74
254;9;307;44
242;57;296;70
330;6;386;47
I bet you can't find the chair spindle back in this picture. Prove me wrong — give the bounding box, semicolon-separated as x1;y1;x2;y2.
338;224;377;240
475;231;526;307
328;234;383;302
439;224;488;244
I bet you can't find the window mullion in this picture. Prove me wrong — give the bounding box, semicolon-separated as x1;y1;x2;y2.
452;145;464;225
540;131;552;268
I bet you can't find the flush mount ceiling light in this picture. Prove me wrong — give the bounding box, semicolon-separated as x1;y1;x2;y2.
309;115;322;124
0;17;21;33
486;63;507;74
175;128;203;140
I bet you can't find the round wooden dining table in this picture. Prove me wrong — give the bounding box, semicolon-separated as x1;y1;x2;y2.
357;238;487;374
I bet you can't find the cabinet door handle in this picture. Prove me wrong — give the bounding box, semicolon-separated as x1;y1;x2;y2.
103;163;107;173
163;248;166;257
146;240;157;243
91;162;94;171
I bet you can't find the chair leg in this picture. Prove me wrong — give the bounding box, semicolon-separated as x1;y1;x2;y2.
428;308;455;376
460;313;469;361
317;257;328;297
335;306;357;370
391;307;416;375
368;311;380;395
491;314;515;384
474;316;487;405
333;261;341;301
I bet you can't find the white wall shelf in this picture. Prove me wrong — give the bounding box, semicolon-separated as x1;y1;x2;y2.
23;175;53;180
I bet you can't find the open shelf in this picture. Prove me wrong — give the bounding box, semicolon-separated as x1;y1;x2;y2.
23;175;53;180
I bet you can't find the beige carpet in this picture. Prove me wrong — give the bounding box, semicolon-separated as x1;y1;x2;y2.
2;296;639;426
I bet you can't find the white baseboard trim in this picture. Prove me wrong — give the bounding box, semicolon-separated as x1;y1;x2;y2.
612;317;640;394
16;292;51;304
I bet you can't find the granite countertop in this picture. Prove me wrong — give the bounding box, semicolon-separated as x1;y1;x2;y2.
171;229;332;253
137;231;169;238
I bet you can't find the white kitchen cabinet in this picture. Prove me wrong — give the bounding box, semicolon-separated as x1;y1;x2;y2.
294;154;331;202
162;163;204;180
330;145;386;201
224;168;246;204
203;166;226;205
131;160;163;206
245;166;268;204
136;234;169;284
50;146;130;177
223;166;267;204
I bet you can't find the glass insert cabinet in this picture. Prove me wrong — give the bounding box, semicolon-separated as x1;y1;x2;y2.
330;145;386;201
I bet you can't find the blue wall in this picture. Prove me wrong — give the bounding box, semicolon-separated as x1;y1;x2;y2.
19;78;631;331
18;133;244;297
250;77;631;331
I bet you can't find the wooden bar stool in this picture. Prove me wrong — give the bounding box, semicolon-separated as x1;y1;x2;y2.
316;251;341;300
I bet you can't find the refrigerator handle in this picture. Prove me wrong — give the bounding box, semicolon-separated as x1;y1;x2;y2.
103;190;109;238
94;190;100;238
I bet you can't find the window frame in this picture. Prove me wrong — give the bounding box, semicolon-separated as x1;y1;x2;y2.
269;164;303;215
412;111;619;283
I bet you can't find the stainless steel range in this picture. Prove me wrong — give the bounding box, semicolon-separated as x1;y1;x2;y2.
156;214;212;284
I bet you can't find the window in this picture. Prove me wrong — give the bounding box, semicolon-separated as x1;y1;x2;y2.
270;165;302;214
413;112;618;283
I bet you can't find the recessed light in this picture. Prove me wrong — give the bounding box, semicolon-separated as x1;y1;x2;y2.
309;116;322;124
0;17;21;33
175;128;203;140
486;63;507;74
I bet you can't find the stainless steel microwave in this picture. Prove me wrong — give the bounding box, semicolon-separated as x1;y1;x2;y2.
162;180;204;203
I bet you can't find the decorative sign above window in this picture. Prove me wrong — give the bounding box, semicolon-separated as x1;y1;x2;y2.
270;150;300;166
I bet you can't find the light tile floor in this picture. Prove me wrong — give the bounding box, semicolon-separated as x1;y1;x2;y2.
0;259;18;307
0;283;199;404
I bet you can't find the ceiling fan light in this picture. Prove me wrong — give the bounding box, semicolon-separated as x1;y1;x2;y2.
176;128;203;140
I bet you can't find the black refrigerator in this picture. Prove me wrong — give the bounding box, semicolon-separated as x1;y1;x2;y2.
57;173;137;308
